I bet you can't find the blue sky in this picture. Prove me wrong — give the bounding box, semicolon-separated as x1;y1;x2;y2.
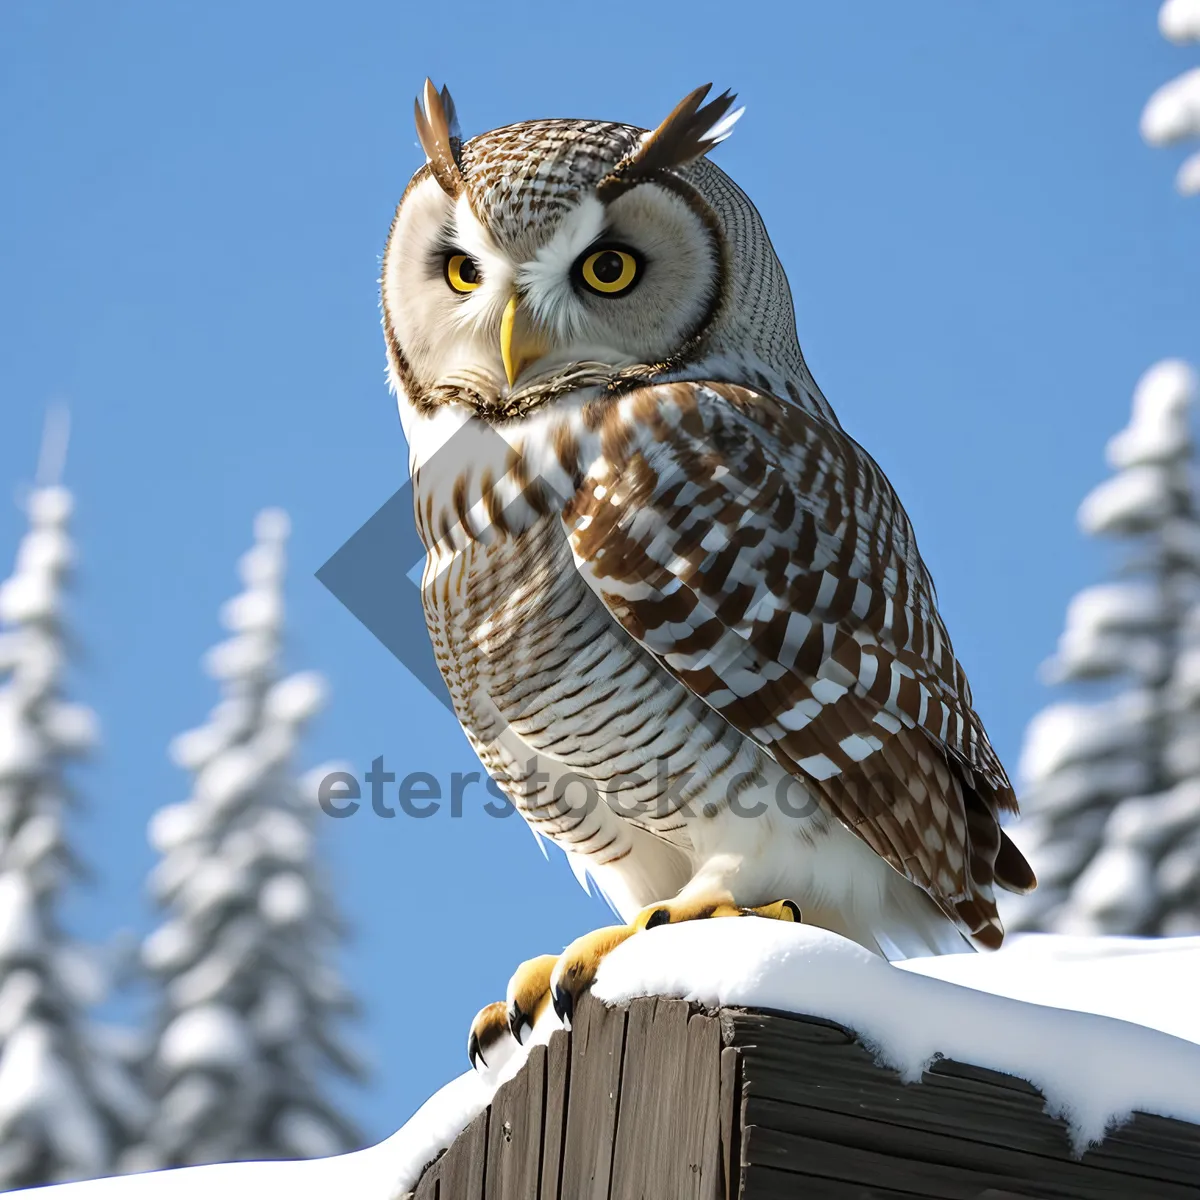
1;0;1198;1142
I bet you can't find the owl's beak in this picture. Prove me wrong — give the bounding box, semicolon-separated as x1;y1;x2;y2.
500;295;550;389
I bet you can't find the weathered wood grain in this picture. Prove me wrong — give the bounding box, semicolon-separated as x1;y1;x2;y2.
739;1161;948;1199
607;999;723;1199
730;1007;1200;1191
745;1122;1085;1199
682;1011;723;1200
409;997;1200;1200
744;1096;1199;1200
558;995;627;1199
413;1107;489;1200
718;1045;740;1200
538;1029;570;1200
484;1043;545;1200
609;997;689;1200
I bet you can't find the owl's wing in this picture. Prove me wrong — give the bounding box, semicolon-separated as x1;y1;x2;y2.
560;380;1033;947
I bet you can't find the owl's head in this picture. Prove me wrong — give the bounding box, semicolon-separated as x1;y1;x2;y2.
383;81;815;421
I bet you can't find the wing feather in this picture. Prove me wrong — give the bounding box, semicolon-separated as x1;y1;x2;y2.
562;381;1033;946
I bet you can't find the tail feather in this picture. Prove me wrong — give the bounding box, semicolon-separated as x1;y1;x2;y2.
807;871;973;962
996;829;1037;894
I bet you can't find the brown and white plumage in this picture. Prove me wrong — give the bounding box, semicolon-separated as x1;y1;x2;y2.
383;82;1034;959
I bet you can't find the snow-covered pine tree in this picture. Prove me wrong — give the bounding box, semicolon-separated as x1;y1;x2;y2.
130;509;363;1170
1012;360;1200;936
1142;0;1200;196
0;468;147;1186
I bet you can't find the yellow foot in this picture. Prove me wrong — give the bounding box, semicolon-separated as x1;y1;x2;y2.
467;952;559;1071
549;894;800;1028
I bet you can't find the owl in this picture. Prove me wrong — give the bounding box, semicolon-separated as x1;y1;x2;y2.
382;81;1035;1067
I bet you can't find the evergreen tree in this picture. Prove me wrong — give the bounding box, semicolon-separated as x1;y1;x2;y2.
1012;361;1200;936
0;476;147;1186
129;510;363;1170
1142;0;1200;196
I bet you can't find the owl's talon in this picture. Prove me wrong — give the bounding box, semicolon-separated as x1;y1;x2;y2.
477;897;804;1059
551;981;573;1029
508;1009;530;1044
549;894;804;1022
467;1000;510;1072
504;952;558;1045
467;1028;485;1071
467;953;561;1066
748;898;802;922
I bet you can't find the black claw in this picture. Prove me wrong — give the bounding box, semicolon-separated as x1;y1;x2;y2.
467;1029;487;1071
782;899;802;922
552;984;574;1029
508;1007;530;1044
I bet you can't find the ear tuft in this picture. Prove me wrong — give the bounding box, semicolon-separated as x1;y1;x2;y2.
414;77;464;197
597;84;741;201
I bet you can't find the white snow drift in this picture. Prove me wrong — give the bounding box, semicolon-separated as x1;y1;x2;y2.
23;922;1200;1200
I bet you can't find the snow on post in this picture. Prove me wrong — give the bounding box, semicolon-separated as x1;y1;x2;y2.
1011;361;1200;936
1143;0;1200;195
0;484;147;1186
129;510;363;1171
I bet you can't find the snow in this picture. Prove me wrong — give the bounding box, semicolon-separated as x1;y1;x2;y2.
1045;581;1164;681
264;672;325;725
1174;646;1200;701
1107;779;1200;847
1018;692;1149;785
1060;582;1162;633
1142;67;1200;146
1179;148;1200;195
204;635;273;681
0;875;42;960
900;931;1200;1044
258;873;310;925
253;507;290;543
594;922;1200;1151
193;744;269;811
26;488;72;528
0;1023;109;1177
1079;465;1171;535
159;1007;255;1075
0;694;44;782
1106;359;1195;469
24;924;1200;1199
0;571;59;625
1061;843;1157;933
1160;0;1200;43
220;590;282;634
21;1132;413;1200
0;971;40;1040
42;701;99;754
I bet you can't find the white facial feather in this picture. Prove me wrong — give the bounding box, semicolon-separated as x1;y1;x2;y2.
447;193;513;331
517;196;607;340
384;174;720;402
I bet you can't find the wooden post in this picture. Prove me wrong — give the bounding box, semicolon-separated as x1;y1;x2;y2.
409;994;1200;1199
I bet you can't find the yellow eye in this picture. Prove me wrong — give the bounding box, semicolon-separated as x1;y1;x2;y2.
577;247;641;295
445;253;481;293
